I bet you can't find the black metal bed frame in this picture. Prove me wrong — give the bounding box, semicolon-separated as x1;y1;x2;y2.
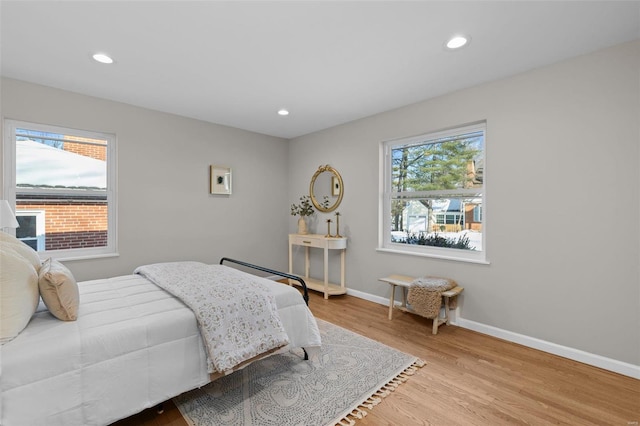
155;257;312;414
219;257;311;361
219;257;309;306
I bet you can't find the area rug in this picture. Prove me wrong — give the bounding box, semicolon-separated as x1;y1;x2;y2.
173;319;424;426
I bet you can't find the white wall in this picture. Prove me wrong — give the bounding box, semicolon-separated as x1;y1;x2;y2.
1;78;291;281
289;41;640;368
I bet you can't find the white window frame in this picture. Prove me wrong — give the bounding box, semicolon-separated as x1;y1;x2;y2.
378;122;488;264
15;209;46;251
473;205;483;222
3;119;118;260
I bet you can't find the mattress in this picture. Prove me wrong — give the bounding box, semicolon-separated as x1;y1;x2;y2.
0;273;321;426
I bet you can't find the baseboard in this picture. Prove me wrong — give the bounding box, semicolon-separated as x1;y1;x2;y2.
347;287;389;305
458;318;640;379
346;288;640;379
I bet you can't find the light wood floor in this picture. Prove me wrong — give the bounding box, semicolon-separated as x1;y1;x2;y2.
113;291;640;426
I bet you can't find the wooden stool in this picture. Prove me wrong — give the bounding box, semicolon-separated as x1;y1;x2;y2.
379;274;464;334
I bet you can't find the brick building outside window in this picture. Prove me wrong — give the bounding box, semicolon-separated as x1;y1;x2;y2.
3;120;117;259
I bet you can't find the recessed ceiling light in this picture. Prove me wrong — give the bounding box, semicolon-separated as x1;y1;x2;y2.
277;109;290;116
445;35;470;50
92;53;114;64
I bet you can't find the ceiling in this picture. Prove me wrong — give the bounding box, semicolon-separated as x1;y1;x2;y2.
1;1;639;139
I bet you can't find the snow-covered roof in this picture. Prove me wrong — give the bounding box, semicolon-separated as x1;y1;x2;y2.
16;139;106;189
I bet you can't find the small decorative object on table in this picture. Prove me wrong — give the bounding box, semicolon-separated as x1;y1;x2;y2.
334;212;342;238
325;219;333;237
291;195;315;235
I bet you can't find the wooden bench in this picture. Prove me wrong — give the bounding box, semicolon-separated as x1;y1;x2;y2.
379;274;464;334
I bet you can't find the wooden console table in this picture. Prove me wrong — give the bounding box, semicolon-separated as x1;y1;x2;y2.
288;234;347;299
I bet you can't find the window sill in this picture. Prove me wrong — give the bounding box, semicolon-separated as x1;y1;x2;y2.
376;247;490;265
39;252;120;262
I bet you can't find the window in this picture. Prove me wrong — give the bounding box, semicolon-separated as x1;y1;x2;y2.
379;122;486;263
3;120;117;259
473;205;483;222
16;210;45;251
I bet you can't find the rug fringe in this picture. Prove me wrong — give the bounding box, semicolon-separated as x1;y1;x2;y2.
332;359;425;426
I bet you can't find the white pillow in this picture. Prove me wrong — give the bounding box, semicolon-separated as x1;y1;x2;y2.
0;245;39;344
0;231;42;272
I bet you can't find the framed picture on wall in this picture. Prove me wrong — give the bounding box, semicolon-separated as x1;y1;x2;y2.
210;165;232;195
331;175;341;196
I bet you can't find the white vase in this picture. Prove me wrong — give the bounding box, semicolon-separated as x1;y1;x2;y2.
297;217;308;234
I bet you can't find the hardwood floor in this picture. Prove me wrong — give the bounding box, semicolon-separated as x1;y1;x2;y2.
113;291;640;426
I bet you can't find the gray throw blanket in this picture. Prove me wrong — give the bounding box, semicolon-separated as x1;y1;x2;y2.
135;262;289;373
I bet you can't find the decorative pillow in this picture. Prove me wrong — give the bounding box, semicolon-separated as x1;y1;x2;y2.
0;231;42;272
0;245;39;344
38;258;79;321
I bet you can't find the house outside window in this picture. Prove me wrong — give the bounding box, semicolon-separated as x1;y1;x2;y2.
3;120;117;260
379;122;486;263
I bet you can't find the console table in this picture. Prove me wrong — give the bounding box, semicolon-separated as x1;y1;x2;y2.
288;233;347;299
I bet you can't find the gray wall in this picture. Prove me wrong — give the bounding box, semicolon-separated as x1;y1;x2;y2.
1;78;291;281
289;40;640;366
2;41;637;370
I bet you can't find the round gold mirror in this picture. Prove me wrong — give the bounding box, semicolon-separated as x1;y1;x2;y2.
309;165;344;213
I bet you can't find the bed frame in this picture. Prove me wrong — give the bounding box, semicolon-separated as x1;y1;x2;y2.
220;257;311;363
152;258;311;416
220;257;309;305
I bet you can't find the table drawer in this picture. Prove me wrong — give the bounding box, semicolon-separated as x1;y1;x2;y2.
290;235;325;248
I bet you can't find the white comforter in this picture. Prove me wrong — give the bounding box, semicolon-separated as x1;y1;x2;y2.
1;270;321;426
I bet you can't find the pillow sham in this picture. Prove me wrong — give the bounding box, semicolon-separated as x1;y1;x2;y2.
0;245;39;344
0;231;42;272
38;258;80;321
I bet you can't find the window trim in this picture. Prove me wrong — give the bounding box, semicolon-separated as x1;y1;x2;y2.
3;119;118;260
378;122;488;264
15;209;46;251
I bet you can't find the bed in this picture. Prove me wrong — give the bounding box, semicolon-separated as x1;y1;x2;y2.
0;239;321;426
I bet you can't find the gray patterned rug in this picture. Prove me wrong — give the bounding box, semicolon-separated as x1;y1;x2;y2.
174;319;424;426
